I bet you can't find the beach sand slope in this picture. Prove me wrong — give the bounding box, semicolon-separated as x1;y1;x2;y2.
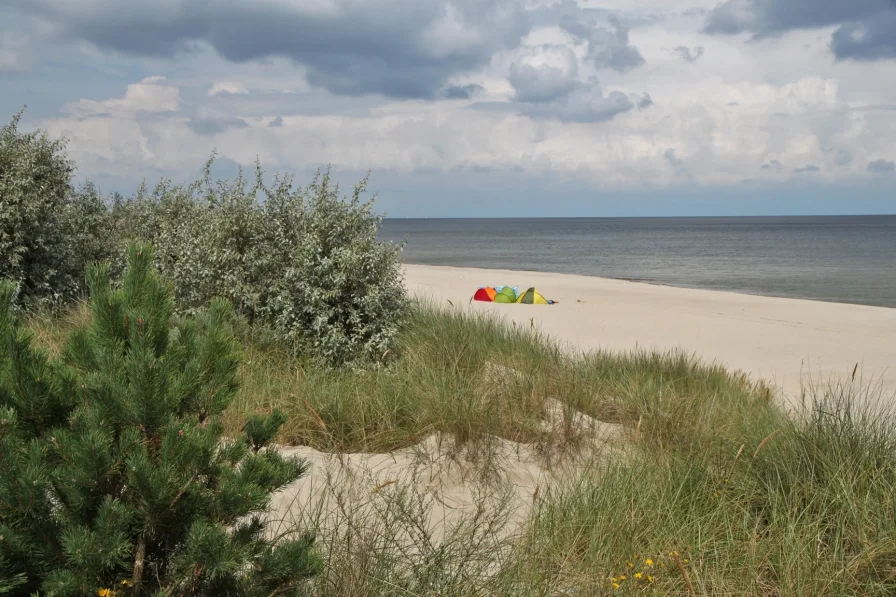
404;264;896;407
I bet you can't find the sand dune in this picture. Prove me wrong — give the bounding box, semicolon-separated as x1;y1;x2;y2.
403;264;896;407
271;264;895;553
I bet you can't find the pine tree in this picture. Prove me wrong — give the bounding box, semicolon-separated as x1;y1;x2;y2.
0;243;319;596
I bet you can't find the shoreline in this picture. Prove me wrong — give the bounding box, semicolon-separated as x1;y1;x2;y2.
402;263;896;406
399;260;896;311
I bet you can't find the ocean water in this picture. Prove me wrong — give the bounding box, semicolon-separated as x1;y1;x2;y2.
379;216;896;308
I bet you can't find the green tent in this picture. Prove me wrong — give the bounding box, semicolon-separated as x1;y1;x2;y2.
493;286;517;303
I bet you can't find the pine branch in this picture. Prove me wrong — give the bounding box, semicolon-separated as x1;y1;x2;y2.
169;473;197;509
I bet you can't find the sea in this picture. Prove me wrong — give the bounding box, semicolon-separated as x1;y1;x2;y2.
379;215;896;309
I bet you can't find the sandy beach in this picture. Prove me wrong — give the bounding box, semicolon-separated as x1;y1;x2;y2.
404;264;896;407
273;262;896;554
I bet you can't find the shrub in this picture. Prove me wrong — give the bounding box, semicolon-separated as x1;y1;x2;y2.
0;243;319;595
114;158;408;366
0;111;111;310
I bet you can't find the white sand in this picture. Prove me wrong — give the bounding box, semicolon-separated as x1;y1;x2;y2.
404;263;896;407
272;400;628;556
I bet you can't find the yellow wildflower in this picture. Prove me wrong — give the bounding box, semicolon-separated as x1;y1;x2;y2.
121;580;130;586
627;561;634;568
647;575;654;583
619;574;627;581
611;577;618;583
634;572;643;579
645;558;654;567
97;590;112;597
612;583;620;590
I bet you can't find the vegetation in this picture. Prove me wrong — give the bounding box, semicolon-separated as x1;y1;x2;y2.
2;111;407;367
0;245;318;595
111;158;407;367
27;301;896;596
0;111;110;310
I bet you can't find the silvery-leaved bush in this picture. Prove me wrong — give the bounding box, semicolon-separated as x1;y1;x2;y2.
0;111;111;310
113;155;408;367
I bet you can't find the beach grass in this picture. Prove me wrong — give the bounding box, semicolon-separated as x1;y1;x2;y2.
25;300;896;596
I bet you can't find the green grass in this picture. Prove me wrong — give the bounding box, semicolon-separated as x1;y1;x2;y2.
26;300;896;596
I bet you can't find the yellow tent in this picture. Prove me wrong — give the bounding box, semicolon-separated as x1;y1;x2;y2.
516;287;550;305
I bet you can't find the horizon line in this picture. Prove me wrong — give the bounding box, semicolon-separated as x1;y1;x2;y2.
383;213;896;220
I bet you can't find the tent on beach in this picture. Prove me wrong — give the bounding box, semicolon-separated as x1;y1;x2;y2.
472;285;556;305
493;286;518;303
472;287;497;302
516;287;552;305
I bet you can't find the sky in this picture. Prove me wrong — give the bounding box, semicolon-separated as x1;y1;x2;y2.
1;0;895;217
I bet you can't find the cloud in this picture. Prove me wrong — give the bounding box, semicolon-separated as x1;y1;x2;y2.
441;83;484;99
826;147;852;167
509;45;579;103
674;45;704;62
268;116;283;128
682;7;708;19
0;29;34;72
209;81;249;96
519;85;635;122
703;0;896;61
62;76;180;117
7;0;534;99
868;158;896;173
761;159;784;170
186;115;249;135
663;148;687;175
553;8;646;72
793;164;820;173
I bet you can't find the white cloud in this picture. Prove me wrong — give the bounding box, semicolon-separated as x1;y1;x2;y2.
63;76;180;117
37;68;895;191
208;81;249;96
509;44;580;102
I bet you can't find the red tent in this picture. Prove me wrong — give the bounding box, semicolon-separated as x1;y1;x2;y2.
472;287;497;302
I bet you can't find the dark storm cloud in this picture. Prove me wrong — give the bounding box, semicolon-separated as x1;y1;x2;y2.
703;0;896;61
187;115;249;135
6;0;531;98
793;164;820;173
867;158;896;173
7;0;649;100
674;46;705;62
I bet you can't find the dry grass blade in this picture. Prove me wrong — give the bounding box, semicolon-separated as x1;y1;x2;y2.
753;430;779;458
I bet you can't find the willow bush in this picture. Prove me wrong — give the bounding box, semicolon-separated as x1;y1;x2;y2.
0;111;110;310
112;157;408;367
